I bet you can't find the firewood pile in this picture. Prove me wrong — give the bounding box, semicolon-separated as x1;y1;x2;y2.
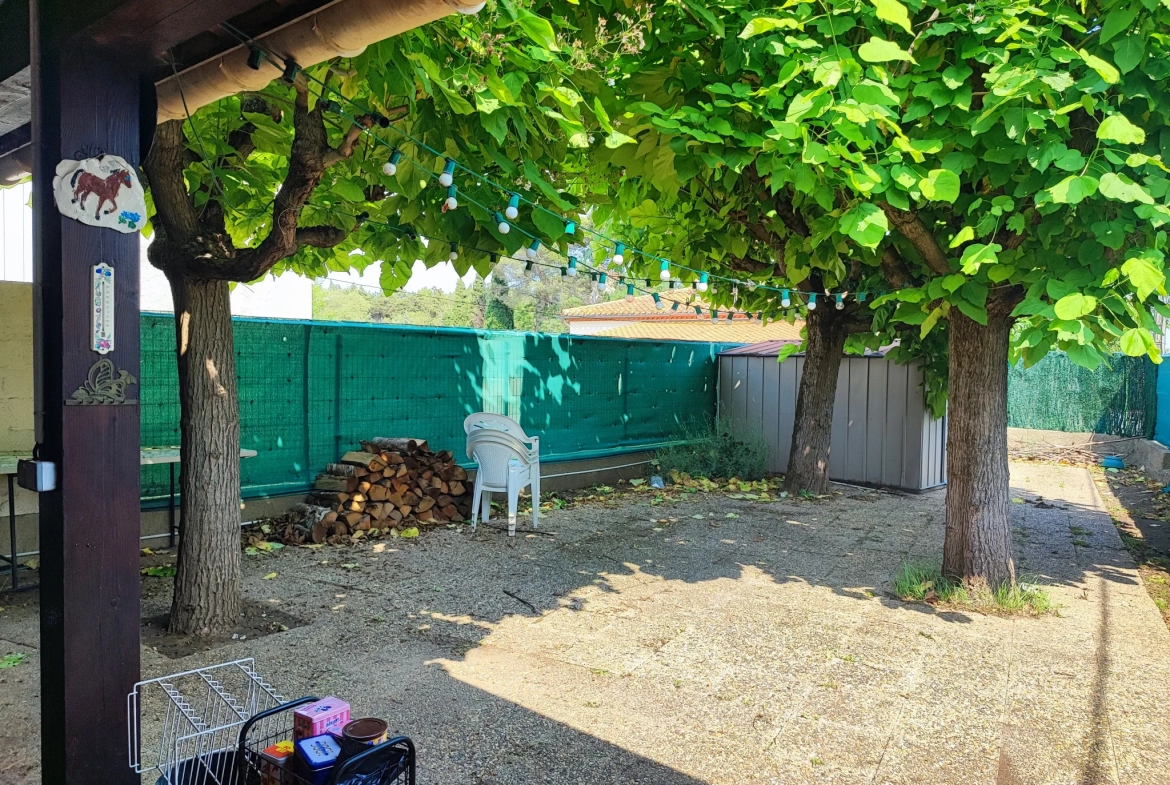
284;438;472;544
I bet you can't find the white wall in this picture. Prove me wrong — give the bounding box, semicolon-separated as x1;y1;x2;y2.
0;182;32;282
567;319;638;336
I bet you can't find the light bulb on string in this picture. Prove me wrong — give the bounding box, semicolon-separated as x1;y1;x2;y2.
859;291;868;303
443;186;458;212
726;311;735;322
565;220;576;236
448;243;459;262
671;300;680;311
560;266;568;278
505;193;521;221
747;281;757;292
567;256;578;276
597;272;608;292
697;272;709;292
808;293;818;311
835;293;845;310
653;293;664;310
693;305;703;316
494;212;510;234
612;243;624;267
781;289;791;308
526;240;541;260
626;283;636;302
382;149;402;176
659;260;671;281
438;158;456;187
710;309;719;322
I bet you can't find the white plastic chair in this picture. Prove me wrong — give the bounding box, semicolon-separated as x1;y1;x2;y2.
463;413;540;460
466;429;540;536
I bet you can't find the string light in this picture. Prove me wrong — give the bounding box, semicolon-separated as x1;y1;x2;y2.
653;293;664;310
626;282;636;302
567;256;578;276
218;25;897;309
597;272;608;293
693;306;702;316
725;311;735;322
448;242;459;262
710;309;719;322
438;158;456;187
835;293;845;310
697;273;709;293
505;193;521;221
659;260;671;281
808;293;818;311
671;300;680;311
382;149;402;176
526;239;541;260
613;243;625;266
494;212;510;234
444;186;458;211
859;292;868;302
781;289;791;308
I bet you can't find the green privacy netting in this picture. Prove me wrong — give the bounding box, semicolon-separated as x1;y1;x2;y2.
140;314;735;504
1007;352;1157;438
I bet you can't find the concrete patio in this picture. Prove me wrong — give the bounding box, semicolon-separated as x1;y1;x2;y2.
1;462;1167;784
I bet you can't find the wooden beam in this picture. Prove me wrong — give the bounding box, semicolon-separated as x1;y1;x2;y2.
31;2;142;782
0;0;30;84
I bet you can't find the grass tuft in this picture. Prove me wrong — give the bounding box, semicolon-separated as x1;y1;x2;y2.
891;562;1056;616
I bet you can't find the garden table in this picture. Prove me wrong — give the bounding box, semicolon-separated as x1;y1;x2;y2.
1;447;258;592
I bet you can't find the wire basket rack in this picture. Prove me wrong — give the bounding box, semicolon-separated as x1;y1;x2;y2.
128;658;285;785
238;698;415;785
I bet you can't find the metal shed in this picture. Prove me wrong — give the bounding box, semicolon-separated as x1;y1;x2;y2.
718;343;947;491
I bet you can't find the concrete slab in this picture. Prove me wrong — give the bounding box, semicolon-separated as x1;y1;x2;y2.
1;464;1168;784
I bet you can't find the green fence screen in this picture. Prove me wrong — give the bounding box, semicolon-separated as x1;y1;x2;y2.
1007;352;1157;437
140;315;733;503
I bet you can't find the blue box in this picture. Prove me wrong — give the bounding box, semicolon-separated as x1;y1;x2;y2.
295;734;341;785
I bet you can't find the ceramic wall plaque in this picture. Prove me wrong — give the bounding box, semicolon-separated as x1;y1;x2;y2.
91;262;115;354
51;154;146;233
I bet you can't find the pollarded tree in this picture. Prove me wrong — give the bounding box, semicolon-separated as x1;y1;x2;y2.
143;0;615;635
595;0;1170;589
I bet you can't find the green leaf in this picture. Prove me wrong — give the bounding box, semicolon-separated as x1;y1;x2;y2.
918;169;960;203
1053;293;1097;319
954;299;988;325
853;80;900;106
838;203;889;248
1097;114;1146;145
436;83;475;115
739;17;801;38
1099;7;1138;44
515;10;559;51
1113;35;1145;74
869;0;913;34
775;342;802;362
1048;175;1099;204
1119;328;1146;357
679;0;725;37
1077;48;1119;84
1098;172;1154;204
941;274;966;292
920;304;947;338
1064;343;1103;370
858;37;914;63
949;226;974;248
332;179;367;203
959;243;1001;274
1121;255;1165;300
605;130;636;148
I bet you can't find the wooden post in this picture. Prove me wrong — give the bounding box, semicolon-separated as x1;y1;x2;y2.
31;3;142;782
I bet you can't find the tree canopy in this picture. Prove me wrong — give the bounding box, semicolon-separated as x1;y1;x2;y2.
583;0;1170;380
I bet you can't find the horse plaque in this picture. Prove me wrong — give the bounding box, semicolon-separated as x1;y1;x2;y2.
52;154;146;233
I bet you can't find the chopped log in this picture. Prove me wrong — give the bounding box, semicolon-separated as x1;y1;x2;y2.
389;509;404;523
384;453;405;465
334;521;350;536
368;485;388;502
309;491;347;507
326;463;357;477
397;504;412;517
311;523;328;543
437;494;453;507
355;515;372;531
451;466;468;481
449;481;465;496
314;474;357;493
343;511;363;526
341;451;380;467
357;480;371;494
363;437;430;454
402;491;420;506
418;509;435;522
441;504;459;519
417;497;436;513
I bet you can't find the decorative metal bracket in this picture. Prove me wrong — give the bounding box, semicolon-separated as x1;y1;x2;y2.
66;358;138;406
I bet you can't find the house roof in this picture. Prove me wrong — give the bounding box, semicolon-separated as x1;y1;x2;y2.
561;291;801;324
595;320;804;344
561;291;709;319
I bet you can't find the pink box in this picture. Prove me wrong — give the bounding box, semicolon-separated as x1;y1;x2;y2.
293;697;351;740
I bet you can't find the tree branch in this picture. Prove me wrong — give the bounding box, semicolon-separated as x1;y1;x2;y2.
880;246;913;287
296;225;350;248
143;119;200;247
880;203;952;275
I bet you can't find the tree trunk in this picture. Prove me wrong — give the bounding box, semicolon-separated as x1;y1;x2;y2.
942;306;1015;590
784;305;849;494
168;275;242;635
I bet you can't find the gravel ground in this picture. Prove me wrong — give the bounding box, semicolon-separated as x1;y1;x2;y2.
1;463;1168;784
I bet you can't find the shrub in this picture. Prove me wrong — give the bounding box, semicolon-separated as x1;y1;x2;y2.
653;415;769;481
